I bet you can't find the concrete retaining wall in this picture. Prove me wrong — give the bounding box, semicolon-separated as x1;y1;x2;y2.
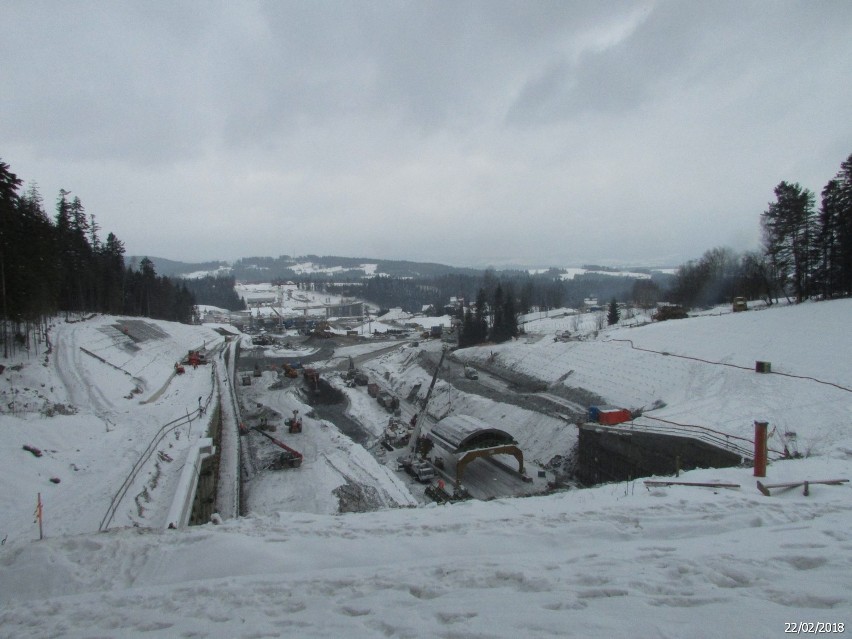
576;424;745;485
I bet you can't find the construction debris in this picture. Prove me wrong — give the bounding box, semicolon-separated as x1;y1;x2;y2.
756;478;848;497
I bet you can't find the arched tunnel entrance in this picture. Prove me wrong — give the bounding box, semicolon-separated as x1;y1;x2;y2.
456;445;524;486
428;415;524;488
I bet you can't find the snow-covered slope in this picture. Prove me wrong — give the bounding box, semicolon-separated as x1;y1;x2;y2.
454;300;852;457
1;316;226;539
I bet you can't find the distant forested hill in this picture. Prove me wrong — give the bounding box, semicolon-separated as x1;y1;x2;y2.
131;255;483;282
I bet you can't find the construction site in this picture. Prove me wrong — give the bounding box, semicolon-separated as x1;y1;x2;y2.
225;325;571;514
226;313;790;513
127;290;844;533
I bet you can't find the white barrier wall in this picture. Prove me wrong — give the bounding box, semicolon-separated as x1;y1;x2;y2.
164;438;215;529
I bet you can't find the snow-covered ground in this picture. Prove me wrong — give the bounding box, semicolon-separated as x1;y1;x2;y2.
457;301;852;457
1;300;851;638
0;316;227;540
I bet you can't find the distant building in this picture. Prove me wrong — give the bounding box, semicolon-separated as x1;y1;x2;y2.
326;301;365;318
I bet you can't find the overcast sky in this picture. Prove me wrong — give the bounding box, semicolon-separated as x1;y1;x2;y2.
2;1;851;269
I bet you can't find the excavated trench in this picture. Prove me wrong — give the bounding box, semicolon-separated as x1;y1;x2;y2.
302;378;374;448
430;350;606;423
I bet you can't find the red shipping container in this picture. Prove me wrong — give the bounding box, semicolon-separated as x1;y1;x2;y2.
598;408;632;425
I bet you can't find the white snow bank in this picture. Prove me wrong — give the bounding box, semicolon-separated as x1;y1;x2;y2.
1;457;850;638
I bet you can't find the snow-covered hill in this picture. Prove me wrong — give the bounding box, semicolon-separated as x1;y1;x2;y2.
1;301;851;638
455;300;852;457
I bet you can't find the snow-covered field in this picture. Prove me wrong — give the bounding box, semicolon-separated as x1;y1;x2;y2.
1;300;851;638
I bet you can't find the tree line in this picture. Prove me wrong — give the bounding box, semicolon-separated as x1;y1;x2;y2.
0;158;196;357
458;283;519;347
181;275;246;312
350;268;667;317
669;153;852;309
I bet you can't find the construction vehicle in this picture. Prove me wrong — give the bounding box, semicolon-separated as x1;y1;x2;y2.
283;363;299;379
311;321;333;338
251;426;303;469
410;459;436;482
287;410;303;434
182;350;207;367
381;417;412;449
377;391;399;412
303;367;320;393
397;345;448;479
425;480;470;504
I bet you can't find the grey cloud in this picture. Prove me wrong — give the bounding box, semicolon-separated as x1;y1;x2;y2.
505;0;852;125
1;1;850;267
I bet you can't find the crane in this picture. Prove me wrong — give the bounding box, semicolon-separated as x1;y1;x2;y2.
398;345;448;481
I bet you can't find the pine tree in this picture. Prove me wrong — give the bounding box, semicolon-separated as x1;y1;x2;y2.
817;179;843;297
607;298;620;325
459;307;475;348
830;154;852;296
489;284;506;342
99;233;126;314
761;181;817;302
503;282;518;339
473;288;488;343
0;160;23;355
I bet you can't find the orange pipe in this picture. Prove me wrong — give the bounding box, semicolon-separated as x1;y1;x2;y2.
753;421;768;477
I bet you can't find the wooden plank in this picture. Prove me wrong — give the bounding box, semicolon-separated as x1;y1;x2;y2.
756;478;848;496
644;481;741;489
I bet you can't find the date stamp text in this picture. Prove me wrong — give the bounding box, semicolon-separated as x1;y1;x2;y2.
785;622;845;634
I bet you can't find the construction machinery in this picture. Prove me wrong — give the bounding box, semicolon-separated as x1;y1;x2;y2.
425;481;470;504
251;426;303;469
377;391;400;412
303;367;320;394
311;321;333;338
287;410;303;434
397;345;447;479
182;350;207;367
381;417;412;449
283;363;299;379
